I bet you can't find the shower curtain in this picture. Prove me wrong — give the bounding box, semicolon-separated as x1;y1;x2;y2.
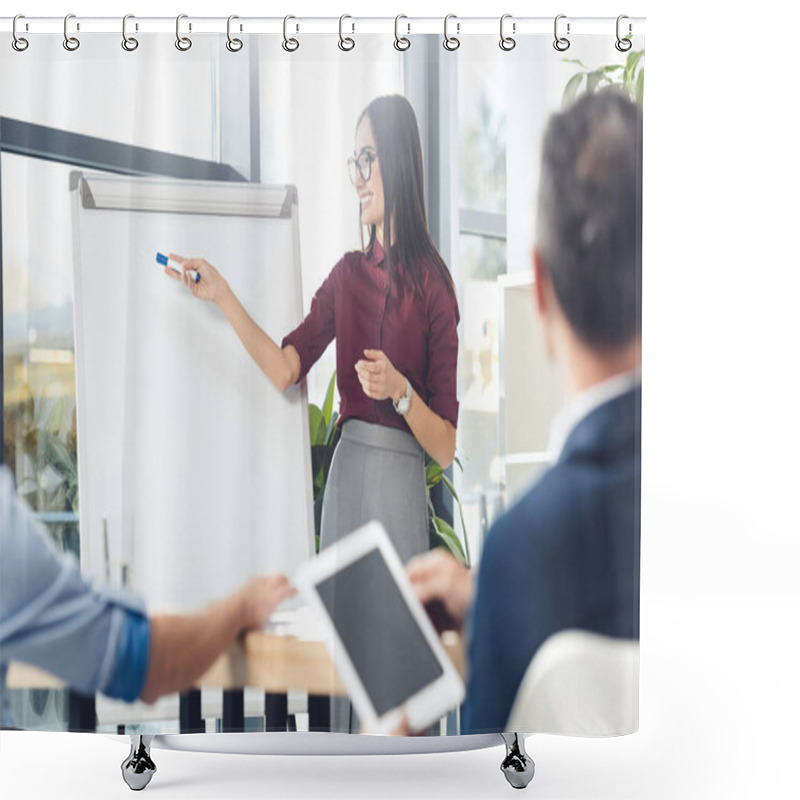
1;15;643;745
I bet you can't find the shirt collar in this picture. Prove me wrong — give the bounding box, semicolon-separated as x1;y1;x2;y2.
547;368;642;462
365;238;385;268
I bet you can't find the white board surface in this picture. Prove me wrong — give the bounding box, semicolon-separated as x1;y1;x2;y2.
72;173;314;612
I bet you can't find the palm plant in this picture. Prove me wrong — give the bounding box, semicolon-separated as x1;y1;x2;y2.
562;48;645;108
426;454;470;566
308;371;341;552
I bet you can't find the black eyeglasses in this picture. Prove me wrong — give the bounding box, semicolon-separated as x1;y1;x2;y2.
347;148;378;185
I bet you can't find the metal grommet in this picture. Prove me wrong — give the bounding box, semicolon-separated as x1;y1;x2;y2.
63;13;80;51
175;14;192;51
12;14;29;52
553;14;570;52
283;15;299;52
499;14;516;51
338;14;355;51
615;14;632;52
394;15;410;51
443;14;460;52
226;15;243;52
122;14;139;51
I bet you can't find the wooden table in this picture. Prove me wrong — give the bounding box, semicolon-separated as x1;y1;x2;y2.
7;629;465;733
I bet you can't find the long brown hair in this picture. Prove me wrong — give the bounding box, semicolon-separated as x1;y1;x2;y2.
357;95;455;300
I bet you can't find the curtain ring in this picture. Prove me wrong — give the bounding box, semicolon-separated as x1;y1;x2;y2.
553;14;570;52
63;13;80;51
499;14;516;51
175;14;192;51
226;15;243;52
615;14;632;52
12;15;29;52
122;14;139;51
394;15;410;51
283;15;299;52
443;14;460;51
338;14;355;51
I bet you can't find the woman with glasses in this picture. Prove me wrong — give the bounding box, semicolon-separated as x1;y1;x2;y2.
165;95;459;568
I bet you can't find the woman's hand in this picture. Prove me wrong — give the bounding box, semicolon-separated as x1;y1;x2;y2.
164;252;229;304
355;349;406;402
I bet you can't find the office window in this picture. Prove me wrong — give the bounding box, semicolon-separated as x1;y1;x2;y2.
2;155;83;555
454;57;508;552
1;47;221;562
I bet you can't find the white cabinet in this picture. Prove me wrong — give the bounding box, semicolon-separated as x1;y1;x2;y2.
498;273;562;504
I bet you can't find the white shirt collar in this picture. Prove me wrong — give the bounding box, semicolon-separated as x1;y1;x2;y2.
547;369;641;462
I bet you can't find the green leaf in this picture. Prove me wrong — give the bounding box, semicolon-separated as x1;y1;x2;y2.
49;397;65;435
322;370;336;426
310;444;327;486
308;404;325;446
440;473;471;565
439;472;458;500
562;72;584;108
603;64;624;72
636;67;645;106
624;49;644;89
626;48;644;72
586;70;603;94
562;58;589;69
432;516;467;564
314;487;325;547
426;460;444;485
325;411;340;446
40;430;76;483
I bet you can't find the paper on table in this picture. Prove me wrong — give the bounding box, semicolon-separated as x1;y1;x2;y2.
264;605;333;643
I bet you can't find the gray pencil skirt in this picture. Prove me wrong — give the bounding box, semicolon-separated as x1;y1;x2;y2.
320;418;429;564
319;419;430;733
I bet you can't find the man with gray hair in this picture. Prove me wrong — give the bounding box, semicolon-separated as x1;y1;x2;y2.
407;89;642;733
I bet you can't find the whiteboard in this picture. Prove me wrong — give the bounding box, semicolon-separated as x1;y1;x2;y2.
71;173;314;612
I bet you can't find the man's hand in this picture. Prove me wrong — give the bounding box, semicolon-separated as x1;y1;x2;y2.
406;549;473;634
237;573;295;631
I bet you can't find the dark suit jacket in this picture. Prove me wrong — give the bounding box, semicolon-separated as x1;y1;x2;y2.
462;384;641;734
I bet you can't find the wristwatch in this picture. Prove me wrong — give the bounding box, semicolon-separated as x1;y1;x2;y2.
393;378;412;416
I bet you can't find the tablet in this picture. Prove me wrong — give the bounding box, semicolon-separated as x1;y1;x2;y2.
294;521;465;734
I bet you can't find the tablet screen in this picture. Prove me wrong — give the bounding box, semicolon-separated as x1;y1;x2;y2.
316;547;445;716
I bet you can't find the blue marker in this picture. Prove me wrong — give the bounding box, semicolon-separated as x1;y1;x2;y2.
156;252;199;283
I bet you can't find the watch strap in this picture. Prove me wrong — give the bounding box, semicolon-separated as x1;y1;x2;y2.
393;378;412;415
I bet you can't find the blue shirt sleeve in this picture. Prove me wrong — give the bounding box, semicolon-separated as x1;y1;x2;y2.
102;609;150;702
1;467;149;707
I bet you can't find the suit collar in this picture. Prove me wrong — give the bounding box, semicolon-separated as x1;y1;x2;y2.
549;371;641;461
557;383;641;465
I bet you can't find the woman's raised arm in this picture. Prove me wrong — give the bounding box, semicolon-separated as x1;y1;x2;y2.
165;254;300;392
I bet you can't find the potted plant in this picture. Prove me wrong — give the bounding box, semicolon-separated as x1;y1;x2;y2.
562;47;644;107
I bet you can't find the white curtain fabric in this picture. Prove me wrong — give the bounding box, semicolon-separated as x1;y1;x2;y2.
1;26;641;739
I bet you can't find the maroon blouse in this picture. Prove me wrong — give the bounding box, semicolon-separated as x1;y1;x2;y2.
282;241;460;433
